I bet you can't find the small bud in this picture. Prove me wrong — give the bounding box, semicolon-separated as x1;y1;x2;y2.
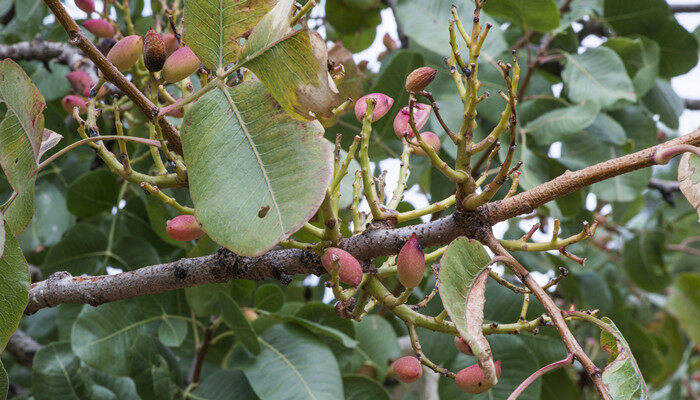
107;35;143;72
162;46;201;83
397;233;425;288
143;28;167;72
61;95;87;115
413;132;441;157
454;337;473;356
243;309;258;322
83;19;114;38
166;215;205;241
405;67;437;93
321;248;363;286
162;33;179;55
74;0;95;14
383;33;399;51
455;361;501;394
393;356;422;383
354;93;394;122
99;37;117;56
393;103;432;138
66;70;93;95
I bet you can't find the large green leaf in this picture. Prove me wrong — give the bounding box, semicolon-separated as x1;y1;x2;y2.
603;37;659;97
219;292;261;355
352;315;400;381
184;0;275;72
343;375;390;400
242;323;343;400
65;169;120;218
666;273;700;343
523;100;600;144
0;220;29;351
642;79;683;130
194;370;260;400
484;0;560;32
32;342;88;400
263;313;358;348
599;318;650;400
181;79;332;256
0;59;46;235
239;0;339;120
562;47;636;109
18;181;72;251
438;237;496;379
648;18;699;78
0;360;6;400
623;231;669;293
603;0;670;36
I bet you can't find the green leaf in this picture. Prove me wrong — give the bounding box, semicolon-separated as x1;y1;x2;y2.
157;317;187;347
599;318;650;400
181;79;332;256
603;0;670;36
32;342;88;400
353;315;400;381
642;79;683;130
219;292;261;355
484;0;560;32
439;237;497;378
586;113;627;146
66;170;120;218
666;273;700;343
648;18;699;78
86;368;141;400
325;0;381;34
264;313;358;348
193;370;260;400
239;0;339;119
603;37;660;97
0;59;46;235
30;62;72;102
242;323;343;400
184;0;274;72
622;231;669;292
343;375;390;400
562;47;636;109
42;223;108;275
523;100;600;144
18;181;72;251
254;283;285;312
0;220;29;351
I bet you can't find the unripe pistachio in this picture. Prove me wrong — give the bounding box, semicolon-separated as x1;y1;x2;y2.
393;103;431;138
393;356;422;383
162;33;179;55
454;337;473;356
162;46;201;83
143;28;167;72
321;248;363;286
83;19;114;38
405;67;437;93
166;214;205;241
397;233;425;288
455;361;501;394
75;0;95;14
107;35;143;72
66;70;93;95
61;95;87;115
99;37;117;56
413;132;441;157
354;93;394;122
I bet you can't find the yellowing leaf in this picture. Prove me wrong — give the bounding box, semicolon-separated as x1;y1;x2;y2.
678;153;700;221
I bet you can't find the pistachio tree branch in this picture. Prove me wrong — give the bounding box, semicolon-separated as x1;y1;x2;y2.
486;128;700;223
5;329;42;369
43;0;184;156
0;39;94;75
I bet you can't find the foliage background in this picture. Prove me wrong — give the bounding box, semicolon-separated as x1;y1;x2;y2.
0;0;699;399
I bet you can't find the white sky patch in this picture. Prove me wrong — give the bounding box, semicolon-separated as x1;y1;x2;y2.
106;266;123;275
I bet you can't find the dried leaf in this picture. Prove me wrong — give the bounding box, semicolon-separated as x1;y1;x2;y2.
678;153;700;221
38;129;62;161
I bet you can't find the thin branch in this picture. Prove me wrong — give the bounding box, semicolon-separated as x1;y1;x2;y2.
5;329;42;369
507;353;574;400
43;0;184;156
670;3;700;13
187;317;216;384
487;129;700;224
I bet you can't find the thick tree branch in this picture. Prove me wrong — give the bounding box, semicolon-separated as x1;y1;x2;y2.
5;329;42;369
486;128;700;223
25;130;700;314
670;3;700;13
0;39;91;72
43;0;184;156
